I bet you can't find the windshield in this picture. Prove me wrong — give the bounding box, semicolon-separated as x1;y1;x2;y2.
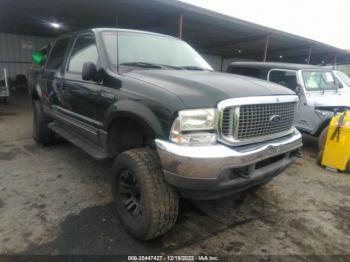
302;71;338;91
335;71;350;87
101;31;213;70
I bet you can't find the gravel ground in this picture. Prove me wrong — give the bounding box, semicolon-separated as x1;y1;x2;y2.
1;91;350;257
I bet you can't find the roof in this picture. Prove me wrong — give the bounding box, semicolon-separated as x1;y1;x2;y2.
56;27;179;40
1;0;349;64
228;62;326;71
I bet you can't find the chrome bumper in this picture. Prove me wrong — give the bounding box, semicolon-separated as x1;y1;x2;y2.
155;129;302;199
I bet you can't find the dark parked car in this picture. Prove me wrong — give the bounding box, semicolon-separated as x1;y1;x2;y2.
28;28;302;240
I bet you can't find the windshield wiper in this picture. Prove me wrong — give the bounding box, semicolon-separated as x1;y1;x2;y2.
120;62;207;71
120;62;163;69
179;66;205;71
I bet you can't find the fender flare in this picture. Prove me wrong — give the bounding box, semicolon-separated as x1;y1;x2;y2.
314;118;332;136
104;100;167;138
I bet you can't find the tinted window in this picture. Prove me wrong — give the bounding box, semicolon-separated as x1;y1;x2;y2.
229;67;261;78
102;31;212;70
46;38;70;70
68;34;98;73
269;70;297;91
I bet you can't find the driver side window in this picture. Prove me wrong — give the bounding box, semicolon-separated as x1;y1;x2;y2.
269;70;298;91
67;34;99;74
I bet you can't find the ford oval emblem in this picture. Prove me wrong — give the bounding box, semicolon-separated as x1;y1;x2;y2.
270;115;281;124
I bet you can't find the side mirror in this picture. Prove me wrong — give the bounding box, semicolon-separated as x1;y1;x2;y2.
82;62;97;81
338;82;344;89
295;84;302;95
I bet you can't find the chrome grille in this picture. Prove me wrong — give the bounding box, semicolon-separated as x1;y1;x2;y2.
221;108;232;136
219;96;298;145
237;102;296;139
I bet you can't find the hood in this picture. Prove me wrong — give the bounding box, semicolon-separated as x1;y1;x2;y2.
308;91;350;108
126;69;295;108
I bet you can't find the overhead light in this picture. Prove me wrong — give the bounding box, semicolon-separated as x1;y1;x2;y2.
49;22;61;29
237;50;242;53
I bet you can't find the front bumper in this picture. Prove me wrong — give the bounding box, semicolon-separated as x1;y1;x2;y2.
155;129;302;200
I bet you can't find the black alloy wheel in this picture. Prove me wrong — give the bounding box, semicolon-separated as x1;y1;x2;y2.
117;169;143;219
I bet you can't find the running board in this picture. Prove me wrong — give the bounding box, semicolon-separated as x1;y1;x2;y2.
48;122;108;160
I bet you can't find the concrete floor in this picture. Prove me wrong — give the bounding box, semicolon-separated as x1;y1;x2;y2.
1;91;350;257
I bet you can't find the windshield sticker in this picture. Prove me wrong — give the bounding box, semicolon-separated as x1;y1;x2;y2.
325;72;334;82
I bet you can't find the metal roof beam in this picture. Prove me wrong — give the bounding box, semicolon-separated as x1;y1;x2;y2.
201;33;270;49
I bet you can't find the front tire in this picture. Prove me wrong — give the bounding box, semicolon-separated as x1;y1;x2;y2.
346;160;350;173
33;100;54;145
318;126;329;151
317;150;324;166
112;148;179;240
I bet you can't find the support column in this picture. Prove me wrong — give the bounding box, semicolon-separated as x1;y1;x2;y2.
178;14;184;39
307;46;313;64
334;52;338;68
220;56;224;72
263;35;270;62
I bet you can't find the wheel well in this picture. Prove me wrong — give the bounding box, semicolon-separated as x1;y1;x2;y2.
107;116;156;157
314;119;331;137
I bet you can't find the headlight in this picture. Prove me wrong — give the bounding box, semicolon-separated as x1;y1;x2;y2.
179;108;217;131
170;108;217;145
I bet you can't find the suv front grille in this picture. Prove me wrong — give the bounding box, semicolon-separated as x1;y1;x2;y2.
219;97;297;145
237;102;296;139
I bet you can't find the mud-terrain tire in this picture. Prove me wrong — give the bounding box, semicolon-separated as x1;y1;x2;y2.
112;148;179;240
317;150;324;166
318;127;329;151
346;160;350;173
33;100;54;145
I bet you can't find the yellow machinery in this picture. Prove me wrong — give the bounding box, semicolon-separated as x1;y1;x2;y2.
321;110;350;172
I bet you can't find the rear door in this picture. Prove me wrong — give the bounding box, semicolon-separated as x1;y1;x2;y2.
42;37;71;109
61;33;101;128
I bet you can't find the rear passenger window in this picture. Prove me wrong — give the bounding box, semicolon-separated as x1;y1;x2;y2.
229;67;261;78
68;34;98;73
46;38;70;70
269;70;298;91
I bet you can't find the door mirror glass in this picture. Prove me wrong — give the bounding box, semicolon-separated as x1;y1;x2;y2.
295;84;302;95
82;62;97;81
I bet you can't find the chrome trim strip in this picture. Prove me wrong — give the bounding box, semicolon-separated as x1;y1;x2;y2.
217;95;299;146
45;106;98;135
53;105;103;127
217;95;299;110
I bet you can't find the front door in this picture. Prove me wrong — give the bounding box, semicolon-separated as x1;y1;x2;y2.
267;69;311;131
61;33;101;129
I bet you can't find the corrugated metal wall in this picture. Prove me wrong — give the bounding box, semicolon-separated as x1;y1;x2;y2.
0;33;52;79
